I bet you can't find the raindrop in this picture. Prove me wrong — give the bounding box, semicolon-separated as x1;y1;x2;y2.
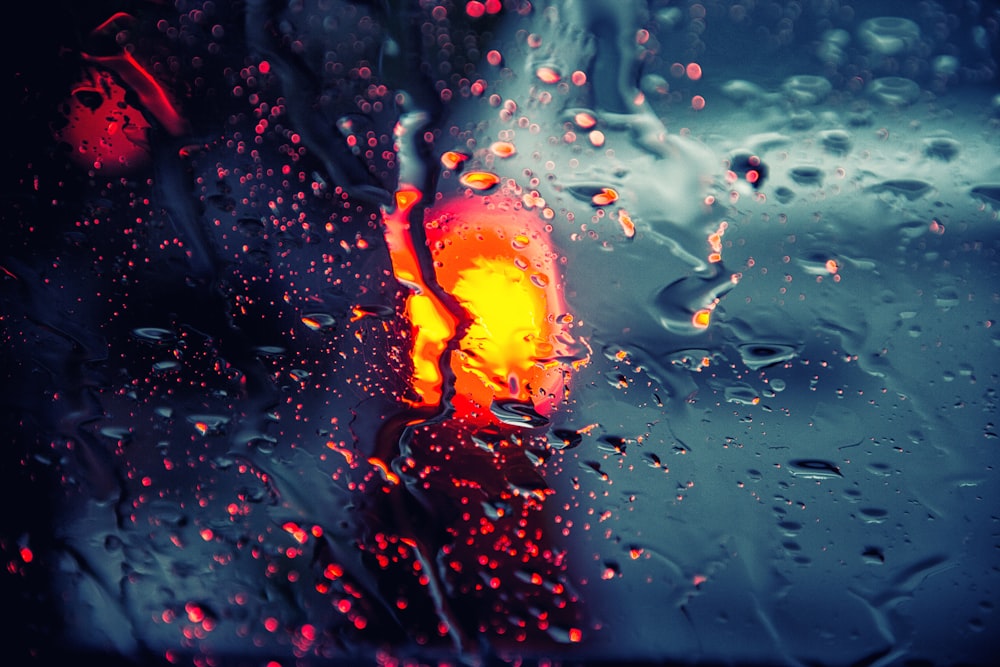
788;459;843;479
857;17;920;56
547;429;582;450
788;166;823;186
187;414;230;436
819;129;851;156
970;185;1000;207
724;384;759;406
773;186;796;203
597;436;627;456
868;77;920;106
152;360;181;373
858;507;888;524
861;546;886;564
737;343;800;370
131;327;177;346
301;313;337;331
489;399;549;428
871;179;932;201
729;151;768;189
782;75;832;105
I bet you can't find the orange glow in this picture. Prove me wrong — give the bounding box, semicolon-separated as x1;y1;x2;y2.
535;66;561;84
441;151;469;170
368;457;401;486
617;209;636;238
490;141;517;158
383;188;583;421
383;187;458;406
459;171;501;191
825;259;839;274
574;112;597;129
421;199;580;420
692;308;712;329
591;188;619;206
706;221;728;263
282;522;309;544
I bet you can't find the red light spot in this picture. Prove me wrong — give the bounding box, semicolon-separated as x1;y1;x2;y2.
691;95;706;111
19;546;33;563
686;62;703;80
486;50;502;66
465;0;485;18
264;617;279;632
568;627;583;642
56;72;151;174
746;169;760;183
693;574;708;586
484;0;501;13
185;602;205;623
282;521;309;544
259;60;271;74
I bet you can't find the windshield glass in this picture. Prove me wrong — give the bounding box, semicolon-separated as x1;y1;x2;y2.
4;1;998;665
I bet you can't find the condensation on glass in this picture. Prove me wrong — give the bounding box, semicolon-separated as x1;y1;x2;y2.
3;0;999;665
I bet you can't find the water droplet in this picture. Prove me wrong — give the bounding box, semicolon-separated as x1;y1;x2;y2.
871;179;932;201
970;184;1000;207
789;166;823;186
923;136;960;161
459;171;501;191
868;77;920;106
819;129;852;156
547;428;582;450
782;75;832;105
737;343;800;370
858;507;888;524
861;546;886;564
187;414;230;436
857;17;920;56
301;313;337;331
131;327;176;346
788;459;843;479
724;383;760;406
489;399;549;428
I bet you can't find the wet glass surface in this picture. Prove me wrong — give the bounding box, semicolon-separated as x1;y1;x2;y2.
3;1;999;665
